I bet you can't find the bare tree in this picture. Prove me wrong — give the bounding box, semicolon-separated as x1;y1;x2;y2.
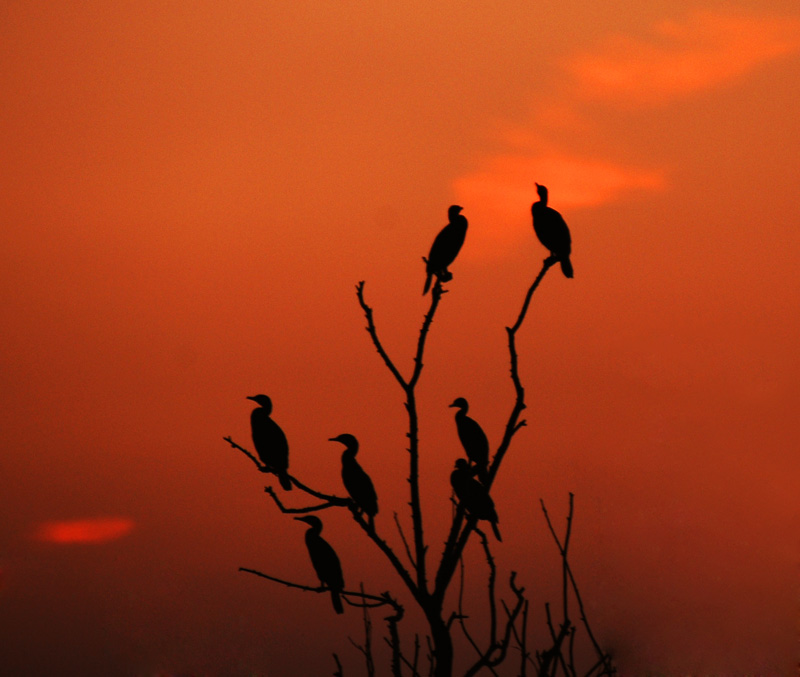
224;233;616;676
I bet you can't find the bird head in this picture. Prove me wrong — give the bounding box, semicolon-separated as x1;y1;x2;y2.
535;183;548;203
247;394;272;412
447;205;463;219
454;458;470;471
329;433;358;450
449;397;468;411
295;515;323;530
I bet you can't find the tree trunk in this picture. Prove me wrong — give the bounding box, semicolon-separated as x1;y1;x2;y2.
426;610;453;677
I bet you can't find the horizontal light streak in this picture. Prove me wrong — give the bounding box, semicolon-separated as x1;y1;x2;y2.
33;517;135;544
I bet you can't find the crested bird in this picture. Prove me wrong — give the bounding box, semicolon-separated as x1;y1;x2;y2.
531;184;573;278
330;434;378;527
295;515;345;614
423;205;468;294
450;458;502;541
449;397;489;484
247;394;292;490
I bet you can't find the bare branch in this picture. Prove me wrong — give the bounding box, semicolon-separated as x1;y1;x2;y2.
540;495;616;676
224;436;351;507
408;277;444;390
332;653;343;677
239;567;402;615
350;509;420;601
356;279;445;594
264;486;343;513
356;281;407;388
353;584;375;677
393;511;416;570
223;435;264;470
434;261;554;601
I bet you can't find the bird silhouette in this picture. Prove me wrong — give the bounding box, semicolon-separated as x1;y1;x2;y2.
423;205;468;294
330;434;378;527
450;458;502;541
295;515;345;614
449;398;489;484
246;394;292;490
531;184;573;278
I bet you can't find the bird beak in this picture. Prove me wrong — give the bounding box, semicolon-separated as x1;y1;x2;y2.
246;395;258;402
448;402;457;408
294;516;309;523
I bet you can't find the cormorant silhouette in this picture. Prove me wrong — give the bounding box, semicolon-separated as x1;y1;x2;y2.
449;397;489;484
450;458;502;541
330;434;378;526
531;184;573;278
295;515;345;614
246;394;292;490
423;205;468;294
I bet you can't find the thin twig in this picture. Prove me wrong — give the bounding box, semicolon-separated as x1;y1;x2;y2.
264;486;343;513
333;653;343;677
239;567;402;613
356;280;443;594
393;511;416;570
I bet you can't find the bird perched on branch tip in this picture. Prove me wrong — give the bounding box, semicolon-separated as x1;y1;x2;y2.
531;184;573;278
423;205;468;294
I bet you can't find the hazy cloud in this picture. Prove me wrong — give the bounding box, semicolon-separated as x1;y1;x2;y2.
454;150;665;255
33;517;135;544
565;10;800;107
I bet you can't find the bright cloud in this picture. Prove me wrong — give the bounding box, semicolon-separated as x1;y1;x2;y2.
454;151;664;255
566;10;800;107
33;517;135;544
451;9;800;254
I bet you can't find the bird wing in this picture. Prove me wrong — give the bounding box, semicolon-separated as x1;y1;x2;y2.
533;205;571;256
427;219;467;273
343;460;378;516
307;533;344;590
251;411;289;470
457;416;489;467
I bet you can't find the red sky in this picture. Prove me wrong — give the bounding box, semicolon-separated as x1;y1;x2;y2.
1;2;798;675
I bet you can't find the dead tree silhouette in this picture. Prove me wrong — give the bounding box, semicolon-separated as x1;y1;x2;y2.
224;198;616;676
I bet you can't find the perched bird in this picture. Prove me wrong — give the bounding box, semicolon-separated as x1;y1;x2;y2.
246;394;292;490
295;515;345;614
450;459;502;541
330;434;378;526
531;184;573;278
423;205;468;294
449;398;489;484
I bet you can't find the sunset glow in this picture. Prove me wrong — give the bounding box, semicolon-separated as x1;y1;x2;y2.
1;1;797;675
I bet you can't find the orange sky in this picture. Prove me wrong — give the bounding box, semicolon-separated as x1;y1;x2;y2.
1;2;798;675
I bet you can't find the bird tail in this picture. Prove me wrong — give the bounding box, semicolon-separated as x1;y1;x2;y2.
278;471;292;491
560;257;574;279
423;271;433;295
491;520;503;542
331;589;344;614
